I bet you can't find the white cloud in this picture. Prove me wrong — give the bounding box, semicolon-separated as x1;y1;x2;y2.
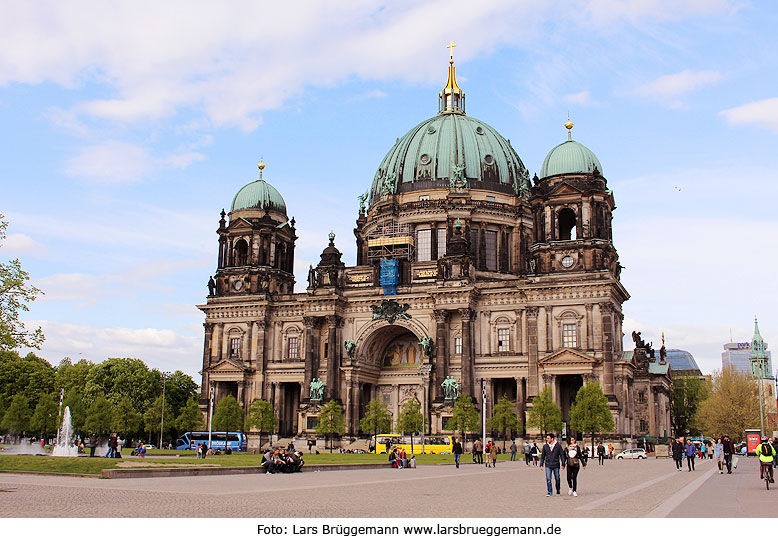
28;319;201;377
720;97;778;132
0;233;45;254
635;69;723;107
0;1;734;131
562;90;602;107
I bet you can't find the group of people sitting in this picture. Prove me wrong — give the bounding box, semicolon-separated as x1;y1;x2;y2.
387;446;414;468
262;447;304;474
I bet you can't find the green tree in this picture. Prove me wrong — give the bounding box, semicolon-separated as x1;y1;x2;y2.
669;376;709;437
0;350;56;404
0;214;44;350
143;395;175;446
0;393;32;439
55;357;93;397
527;387;563;436
30;393;59;440
359;398;393;448
177;396;205;433
315;400;346;452
696;366;762;442
445;395;480;451
211;395;244;451
160;370;199;421
244;399;276;449
487;394;521;451
84;358;158;413
569;381;614;451
63;388;86;434
396;398;426;456
84;394;115;436
112;397;142;438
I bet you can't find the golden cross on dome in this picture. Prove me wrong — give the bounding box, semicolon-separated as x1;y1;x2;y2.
446;40;456;63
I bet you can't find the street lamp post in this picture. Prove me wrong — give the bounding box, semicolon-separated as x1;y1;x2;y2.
159;372;170;449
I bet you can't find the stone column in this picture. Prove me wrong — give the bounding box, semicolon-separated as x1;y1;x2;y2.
480;311;491;356
599;302;616;397
246;322;253;364
459;308;475;398
542;373;553;395
272;382;280;419
433;309;449;401
392;384;400;422
302;317;317;400
217;323;226;360
513;310;523;355
527;307;540;397
326;315;342;401
237;381;245;407
202;323;213;371
545;307;553;353
344;378;354;433
585;303;594;351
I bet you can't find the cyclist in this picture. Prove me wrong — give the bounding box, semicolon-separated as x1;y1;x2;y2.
756;438;775;484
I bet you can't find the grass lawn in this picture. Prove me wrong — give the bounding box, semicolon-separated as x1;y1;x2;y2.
0;449;516;475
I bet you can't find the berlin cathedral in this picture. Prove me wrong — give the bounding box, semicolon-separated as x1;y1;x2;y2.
197;50;672;446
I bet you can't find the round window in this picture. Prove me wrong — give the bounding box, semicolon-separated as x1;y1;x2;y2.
420;153;431;165
561;255;574;269
475;126;485;135
427;125;437;134
483;154;494;165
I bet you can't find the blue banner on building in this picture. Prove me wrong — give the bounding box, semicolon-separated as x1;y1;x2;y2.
380;259;398;296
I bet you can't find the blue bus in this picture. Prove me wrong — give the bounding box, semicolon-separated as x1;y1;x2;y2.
175;431;247;452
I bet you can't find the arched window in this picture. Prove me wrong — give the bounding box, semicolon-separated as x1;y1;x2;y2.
558;208;577;241
234;239;249;266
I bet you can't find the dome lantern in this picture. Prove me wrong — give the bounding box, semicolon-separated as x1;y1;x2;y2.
438;41;465;115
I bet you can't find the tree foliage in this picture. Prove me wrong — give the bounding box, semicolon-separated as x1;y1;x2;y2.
143;395;176;444
245;399;276;449
84;394;115;436
527;387;563;436
0;393;32;436
359;398;393;443
315;400;345;452
445;395;480;450
396;398;425;456
211;395;244;434
487;394;521;450
0;351;56;404
669;376;709;437
112;397;143;437
177;396;205;433
696;366;763;442
0;214;44;350
30;393;59;439
569;381;614;449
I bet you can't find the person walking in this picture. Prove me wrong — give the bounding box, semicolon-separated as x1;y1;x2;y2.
713;438;724;473
564;437;584;496
722;435;735;474
510;441;517;461
88;434;97;458
452;438;463;468
531;442;539;466
524;442;532;465
540;433;565;497
581;445;589;468
672;437;684;471
684;438;696;471
488;440;498;468
474;439;484;465
597;442;606;466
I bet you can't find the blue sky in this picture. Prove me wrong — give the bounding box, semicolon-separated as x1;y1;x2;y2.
1;0;776;379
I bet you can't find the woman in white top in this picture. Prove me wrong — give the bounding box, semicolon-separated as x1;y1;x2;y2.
564;437;585;496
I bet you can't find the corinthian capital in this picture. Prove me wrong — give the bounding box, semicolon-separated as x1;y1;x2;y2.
433;309;449;323
303;316;318;328
526;306;540;318
326;315;342;328
458;308;474;321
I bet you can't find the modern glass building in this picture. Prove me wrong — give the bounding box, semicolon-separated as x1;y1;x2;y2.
722;342;773;376
665;349;702;376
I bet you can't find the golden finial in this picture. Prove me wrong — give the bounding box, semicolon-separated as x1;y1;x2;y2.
446;40;456;64
565;115;574;140
662;332;665;347
258;160;265;179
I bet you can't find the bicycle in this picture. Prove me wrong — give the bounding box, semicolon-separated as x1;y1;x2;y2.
760;462;774;490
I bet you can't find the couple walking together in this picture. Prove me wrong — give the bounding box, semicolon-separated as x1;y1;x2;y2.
540;433;585;497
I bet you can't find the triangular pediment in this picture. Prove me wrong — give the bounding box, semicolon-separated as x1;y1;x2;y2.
208;358;248;373
548;182;583;196
539;348;597;365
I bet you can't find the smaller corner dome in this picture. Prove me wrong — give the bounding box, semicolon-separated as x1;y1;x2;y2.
231;178;287;215
539;139;603;179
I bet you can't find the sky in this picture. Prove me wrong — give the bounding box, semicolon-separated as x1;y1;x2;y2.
1;0;776;381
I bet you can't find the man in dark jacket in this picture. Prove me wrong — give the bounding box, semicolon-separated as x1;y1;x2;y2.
452;438;463;468
539;432;566;496
671;437;684;471
722;436;735;474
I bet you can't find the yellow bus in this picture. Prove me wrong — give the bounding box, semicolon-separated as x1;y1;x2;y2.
370;434;453;454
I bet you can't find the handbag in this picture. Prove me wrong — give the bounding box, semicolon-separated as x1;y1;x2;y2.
732;455;739;468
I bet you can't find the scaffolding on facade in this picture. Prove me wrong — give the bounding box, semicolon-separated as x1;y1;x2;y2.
366;221;415;262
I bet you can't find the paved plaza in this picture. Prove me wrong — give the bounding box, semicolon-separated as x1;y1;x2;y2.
0;455;775;517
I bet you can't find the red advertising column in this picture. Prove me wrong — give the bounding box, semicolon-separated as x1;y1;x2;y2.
746;429;761;455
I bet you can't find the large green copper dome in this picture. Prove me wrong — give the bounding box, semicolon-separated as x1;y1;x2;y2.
369;113;529;205
539;139;603;179
231;177;287;215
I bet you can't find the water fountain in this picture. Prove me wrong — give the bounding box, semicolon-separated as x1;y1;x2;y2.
51;406;79;457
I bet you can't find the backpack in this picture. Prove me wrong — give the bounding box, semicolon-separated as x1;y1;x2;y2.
761;443;774;457
567;447;580;467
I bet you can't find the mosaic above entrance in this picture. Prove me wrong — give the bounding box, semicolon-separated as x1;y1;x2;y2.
383;333;422;368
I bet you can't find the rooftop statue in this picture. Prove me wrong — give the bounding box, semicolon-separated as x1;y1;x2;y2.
370;299;412;324
344;340;356;361
442;375;459;400
358;191;368;214
449;163;467;189
419;336;434;359
310;378;325;401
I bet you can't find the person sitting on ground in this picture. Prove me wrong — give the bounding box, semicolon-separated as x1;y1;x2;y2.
136;442;147;458
262;448;276;474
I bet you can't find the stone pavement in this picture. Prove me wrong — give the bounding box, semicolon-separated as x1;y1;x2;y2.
0;455;775;517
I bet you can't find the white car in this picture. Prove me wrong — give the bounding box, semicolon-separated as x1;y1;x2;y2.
616;448;647;459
